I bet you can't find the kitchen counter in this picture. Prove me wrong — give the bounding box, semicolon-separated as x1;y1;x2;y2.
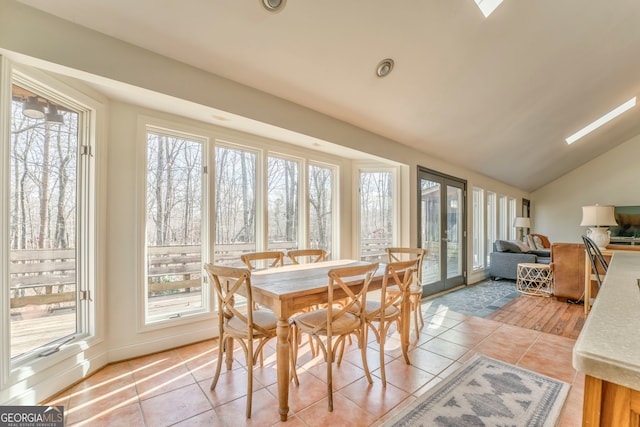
573;251;640;425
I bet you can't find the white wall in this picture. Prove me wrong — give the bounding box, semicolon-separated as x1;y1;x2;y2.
532;134;640;243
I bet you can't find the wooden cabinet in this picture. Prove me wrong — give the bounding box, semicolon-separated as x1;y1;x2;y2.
584;375;640;426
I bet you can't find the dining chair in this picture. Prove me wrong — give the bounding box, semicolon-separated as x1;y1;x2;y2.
385;247;426;336
362;259;418;386
292;262;379;411
204;263;298;418
241;251;285;270
287;248;327;264
582;235;609;289
287;248;328;355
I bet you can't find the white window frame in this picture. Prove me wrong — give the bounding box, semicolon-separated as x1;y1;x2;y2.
1;60;104;378
307;160;338;257
265;152;304;253
213;140;263;265
472;187;485;271
137;120;212;330
508;197;517;240
354;165;400;260
486;191;497;265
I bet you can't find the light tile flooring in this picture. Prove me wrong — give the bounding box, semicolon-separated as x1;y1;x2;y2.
45;298;584;426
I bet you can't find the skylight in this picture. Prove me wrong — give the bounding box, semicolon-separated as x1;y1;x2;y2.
565;97;637;145
475;0;504;18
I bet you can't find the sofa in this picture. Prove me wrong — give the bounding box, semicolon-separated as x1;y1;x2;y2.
489;238;551;280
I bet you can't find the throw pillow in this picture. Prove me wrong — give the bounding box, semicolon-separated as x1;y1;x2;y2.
495;240;522;253
526;234;536;249
513;240;531;253
533;235;545;249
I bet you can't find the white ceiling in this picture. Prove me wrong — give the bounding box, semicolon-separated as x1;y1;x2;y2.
18;0;640;191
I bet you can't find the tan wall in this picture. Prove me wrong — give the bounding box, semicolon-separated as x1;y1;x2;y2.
532;134;640;243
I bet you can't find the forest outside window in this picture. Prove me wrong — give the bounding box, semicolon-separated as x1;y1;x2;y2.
214;144;257;266
144;127;208;323
7;76;95;362
359;170;395;262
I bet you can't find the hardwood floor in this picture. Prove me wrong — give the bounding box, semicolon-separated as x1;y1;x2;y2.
486;294;586;339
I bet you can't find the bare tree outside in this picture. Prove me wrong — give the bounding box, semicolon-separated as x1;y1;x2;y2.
9;84;78;358
214;145;256;266
145;131;203;319
309;164;332;254
360;171;393;262
267;156;298;251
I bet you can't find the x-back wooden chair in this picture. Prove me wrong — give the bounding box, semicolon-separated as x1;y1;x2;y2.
362;259;418;386
385;247;426;337
292;262;379;411
204;263;298;418
287;248;327;264
240;251;285;271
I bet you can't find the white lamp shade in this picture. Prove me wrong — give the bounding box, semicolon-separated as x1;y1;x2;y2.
513;217;531;228
580;205;618;227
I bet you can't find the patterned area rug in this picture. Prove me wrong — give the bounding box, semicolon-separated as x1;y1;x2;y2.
422;279;520;318
384;355;570;427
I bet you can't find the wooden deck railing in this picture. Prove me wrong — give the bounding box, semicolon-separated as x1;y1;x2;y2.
10;239;455;310
9;242;300;310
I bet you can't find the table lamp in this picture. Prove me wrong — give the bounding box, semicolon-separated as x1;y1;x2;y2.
580;204;617;249
513;217;531;240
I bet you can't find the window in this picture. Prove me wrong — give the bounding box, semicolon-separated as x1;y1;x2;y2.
472;187;485;271
214;144;257;266
486;191;496;265
308;163;334;255
267;156;299;253
6;74;97;361
359;170;394;262
508;197;517;239
144;128;207;323
498;195;508;239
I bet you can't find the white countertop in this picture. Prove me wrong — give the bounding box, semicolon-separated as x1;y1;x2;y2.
573;251;640;389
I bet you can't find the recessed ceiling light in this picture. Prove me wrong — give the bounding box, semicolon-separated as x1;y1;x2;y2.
376;59;394;78
262;0;286;12
565;97;637;145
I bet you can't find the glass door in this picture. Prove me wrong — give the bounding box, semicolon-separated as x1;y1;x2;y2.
418;168;466;296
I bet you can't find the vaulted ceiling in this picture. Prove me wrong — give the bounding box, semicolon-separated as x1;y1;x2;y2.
17;0;640;191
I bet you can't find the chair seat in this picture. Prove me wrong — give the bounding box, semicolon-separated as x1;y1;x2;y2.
294;309;360;336
358;300;400;320
227;309;277;335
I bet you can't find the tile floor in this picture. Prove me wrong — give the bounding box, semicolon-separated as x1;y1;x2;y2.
45;291;584;427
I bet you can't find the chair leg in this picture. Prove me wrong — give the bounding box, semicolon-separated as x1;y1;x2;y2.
359;327;373;385
327;335;333;412
246;337;254;418
416;296;424;329
210;335;226;390
379;322;387;387
290;327;300;386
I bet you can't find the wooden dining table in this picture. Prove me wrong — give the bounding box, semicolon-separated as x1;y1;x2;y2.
242;259;410;422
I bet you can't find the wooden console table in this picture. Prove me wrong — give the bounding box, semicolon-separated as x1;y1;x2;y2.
574;251;640;426
583;245;640;314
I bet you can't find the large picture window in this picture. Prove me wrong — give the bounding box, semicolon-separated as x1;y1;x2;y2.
144;128;207;322
6;72;97;362
472;187;485;271
359;170;394;262
214;144;257;266
308;163;334;255
267;156;299;253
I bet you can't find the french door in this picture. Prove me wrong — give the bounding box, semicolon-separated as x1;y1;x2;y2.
418;167;467;296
